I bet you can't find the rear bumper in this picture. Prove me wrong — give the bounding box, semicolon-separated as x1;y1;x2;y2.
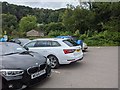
67;54;83;63
67;57;83;63
59;52;83;64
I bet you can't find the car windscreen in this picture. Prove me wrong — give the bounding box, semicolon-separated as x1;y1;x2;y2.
63;39;78;47
0;42;27;55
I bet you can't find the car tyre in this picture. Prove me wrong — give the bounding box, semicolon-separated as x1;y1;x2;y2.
48;55;59;69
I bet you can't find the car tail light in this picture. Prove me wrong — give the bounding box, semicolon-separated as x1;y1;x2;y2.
63;49;75;54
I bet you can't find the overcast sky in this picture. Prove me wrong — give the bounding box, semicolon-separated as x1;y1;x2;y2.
0;0;80;9
0;0;119;9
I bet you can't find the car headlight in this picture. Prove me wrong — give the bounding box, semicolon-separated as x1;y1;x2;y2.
0;69;24;76
47;58;51;65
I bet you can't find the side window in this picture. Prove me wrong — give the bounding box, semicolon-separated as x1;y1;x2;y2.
52;41;61;47
35;41;52;47
25;41;36;47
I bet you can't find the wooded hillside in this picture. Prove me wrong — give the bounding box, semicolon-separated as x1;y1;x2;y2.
1;2;120;46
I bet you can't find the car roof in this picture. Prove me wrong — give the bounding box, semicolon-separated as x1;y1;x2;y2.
56;36;72;38
33;38;68;41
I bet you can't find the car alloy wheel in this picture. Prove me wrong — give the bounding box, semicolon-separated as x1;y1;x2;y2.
48;55;59;69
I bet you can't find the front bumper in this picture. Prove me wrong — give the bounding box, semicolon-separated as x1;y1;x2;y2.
2;65;51;90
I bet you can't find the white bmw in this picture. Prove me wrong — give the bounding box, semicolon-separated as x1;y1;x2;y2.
24;38;83;68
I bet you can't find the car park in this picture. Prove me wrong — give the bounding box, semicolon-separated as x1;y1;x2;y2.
24;38;83;69
0;42;51;90
9;38;31;46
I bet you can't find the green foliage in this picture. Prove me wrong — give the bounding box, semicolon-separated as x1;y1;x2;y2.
2;13;18;35
62;8;75;32
48;30;61;37
62;6;95;34
1;2;120;46
84;31;120;46
61;31;73;36
48;30;72;37
79;34;88;41
74;29;80;37
19;15;37;36
103;17;119;32
45;22;66;33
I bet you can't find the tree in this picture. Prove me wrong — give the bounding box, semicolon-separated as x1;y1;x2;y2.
45;22;66;33
2;13;18;35
74;29;80;37
62;7;75;32
62;5;95;34
19;15;37;36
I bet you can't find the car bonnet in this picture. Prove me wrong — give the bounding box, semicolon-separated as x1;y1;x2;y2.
1;53;46;70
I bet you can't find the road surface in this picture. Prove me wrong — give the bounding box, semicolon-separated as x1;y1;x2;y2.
27;47;118;89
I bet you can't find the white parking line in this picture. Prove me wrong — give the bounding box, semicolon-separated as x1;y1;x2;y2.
51;69;60;74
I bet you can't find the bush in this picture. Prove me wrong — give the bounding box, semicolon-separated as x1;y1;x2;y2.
60;31;73;36
48;30;61;37
79;34;88;40
84;31;120;46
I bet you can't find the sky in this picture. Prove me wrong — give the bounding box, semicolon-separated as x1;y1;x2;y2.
0;0;81;9
0;0;119;9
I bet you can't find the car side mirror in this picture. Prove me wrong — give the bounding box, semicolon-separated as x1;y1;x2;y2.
15;40;21;44
24;46;29;51
17;41;21;44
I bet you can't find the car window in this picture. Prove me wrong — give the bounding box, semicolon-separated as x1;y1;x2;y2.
63;39;78;47
52;41;61;47
25;41;36;47
35;41;52;47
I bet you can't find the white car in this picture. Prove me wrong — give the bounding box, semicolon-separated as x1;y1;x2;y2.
82;42;88;51
24;38;83;68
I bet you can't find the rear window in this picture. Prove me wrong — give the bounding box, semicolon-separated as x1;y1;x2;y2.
63;39;78;47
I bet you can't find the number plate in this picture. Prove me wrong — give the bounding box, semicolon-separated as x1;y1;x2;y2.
31;70;46;79
76;49;80;52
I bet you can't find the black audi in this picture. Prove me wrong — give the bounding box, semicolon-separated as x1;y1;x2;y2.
0;42;51;90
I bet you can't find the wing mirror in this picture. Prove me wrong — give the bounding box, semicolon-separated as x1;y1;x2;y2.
23;46;29;51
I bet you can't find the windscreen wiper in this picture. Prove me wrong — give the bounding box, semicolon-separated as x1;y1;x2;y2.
2;52;19;56
19;51;34;57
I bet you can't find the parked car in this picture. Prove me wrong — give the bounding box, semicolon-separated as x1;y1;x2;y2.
9;38;31;46
82;42;88;51
56;36;88;51
23;38;83;68
0;42;51;90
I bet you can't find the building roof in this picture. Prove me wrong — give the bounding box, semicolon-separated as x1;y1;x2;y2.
27;29;44;37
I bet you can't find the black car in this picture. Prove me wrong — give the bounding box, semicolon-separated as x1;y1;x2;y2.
0;42;51;90
10;38;31;46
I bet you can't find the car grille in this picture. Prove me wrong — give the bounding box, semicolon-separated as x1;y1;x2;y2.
27;66;39;75
40;64;46;70
27;64;47;75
